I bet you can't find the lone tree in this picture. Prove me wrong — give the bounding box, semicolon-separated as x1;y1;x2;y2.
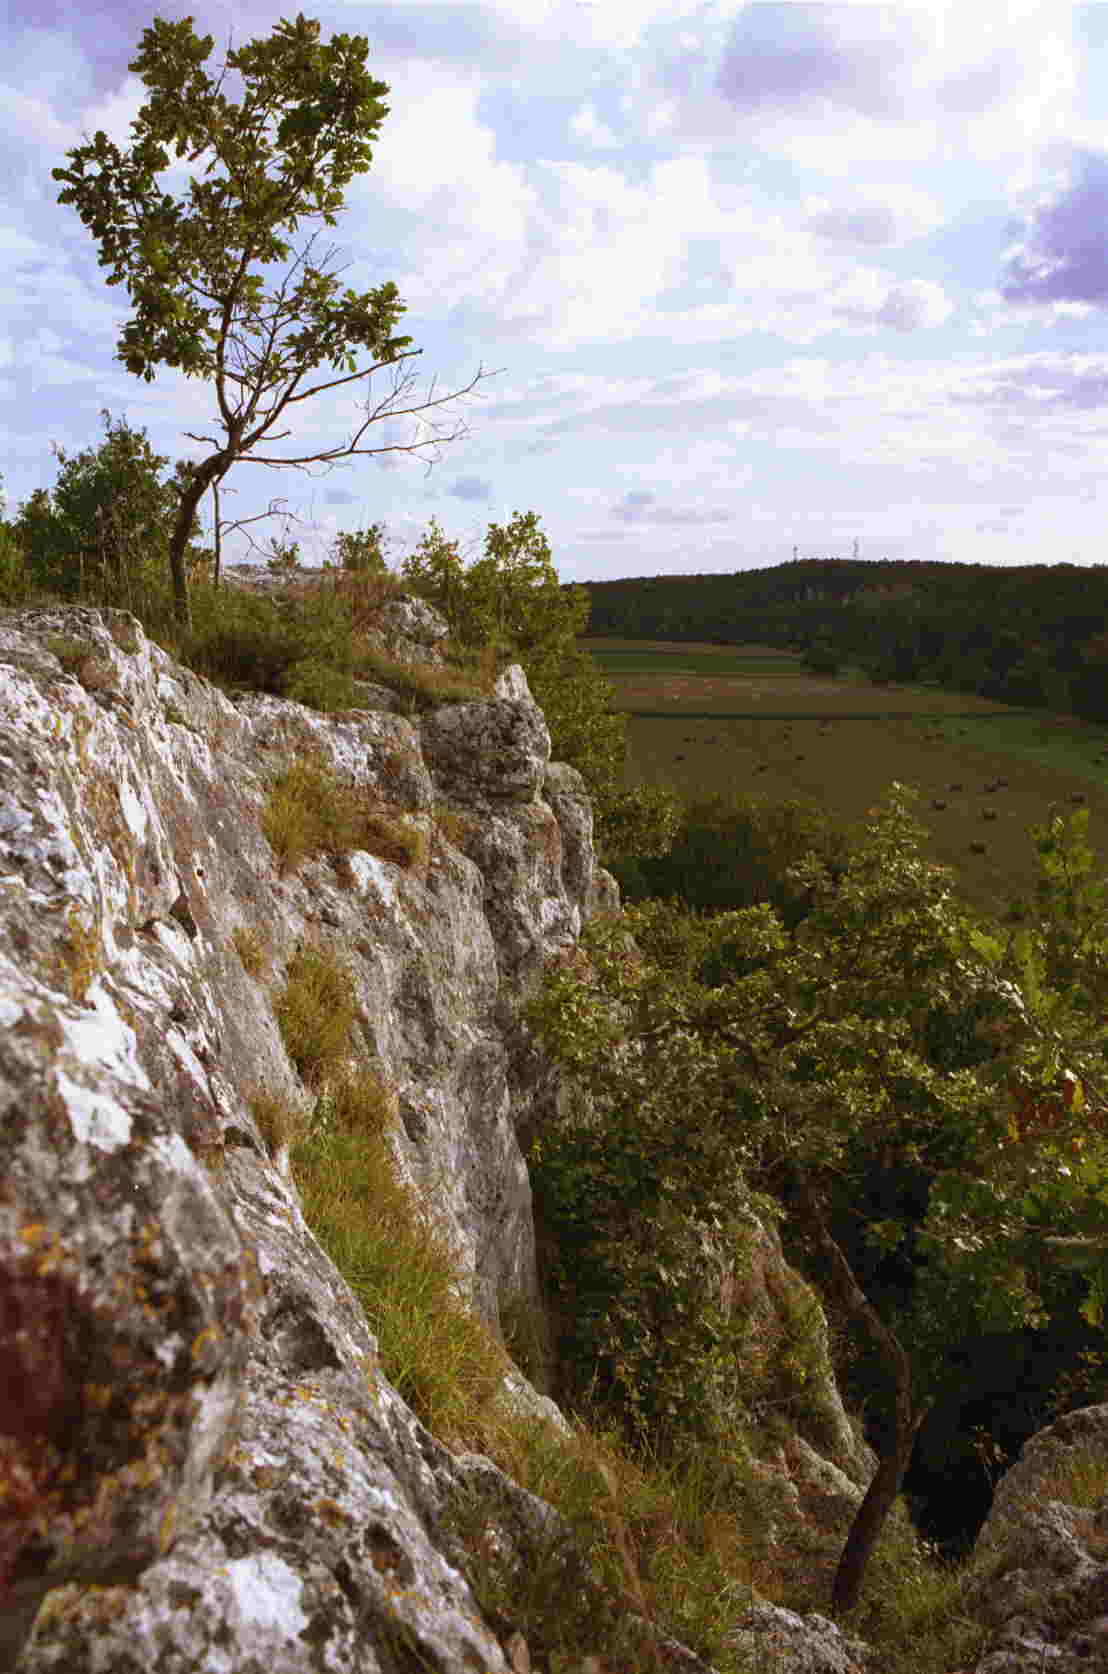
52;11;504;629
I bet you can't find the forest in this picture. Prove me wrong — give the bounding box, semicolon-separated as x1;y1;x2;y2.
579;556;1108;722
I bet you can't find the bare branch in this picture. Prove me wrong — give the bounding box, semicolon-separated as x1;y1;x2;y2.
179;358;503;478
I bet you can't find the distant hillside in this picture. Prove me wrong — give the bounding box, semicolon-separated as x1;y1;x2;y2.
576;557;1108;725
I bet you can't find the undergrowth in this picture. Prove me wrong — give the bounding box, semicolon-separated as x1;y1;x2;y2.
249;936;995;1674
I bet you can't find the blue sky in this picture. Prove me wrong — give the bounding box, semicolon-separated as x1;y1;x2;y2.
5;2;1108;582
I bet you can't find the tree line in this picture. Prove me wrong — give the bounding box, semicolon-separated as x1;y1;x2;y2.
581;559;1108;723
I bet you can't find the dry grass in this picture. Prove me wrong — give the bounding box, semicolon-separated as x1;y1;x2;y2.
594;643;1108;928
221;862;998;1674
261;752;427;877
231;924;269;979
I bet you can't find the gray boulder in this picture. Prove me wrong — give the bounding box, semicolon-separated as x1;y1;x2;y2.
960;1403;1108;1673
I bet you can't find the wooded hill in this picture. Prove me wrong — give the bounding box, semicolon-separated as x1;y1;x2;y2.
579;557;1108;721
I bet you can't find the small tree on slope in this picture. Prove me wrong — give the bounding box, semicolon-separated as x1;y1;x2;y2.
525;784;1108;1616
52;12;503;630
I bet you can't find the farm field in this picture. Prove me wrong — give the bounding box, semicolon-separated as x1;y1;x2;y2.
579;636;1108;928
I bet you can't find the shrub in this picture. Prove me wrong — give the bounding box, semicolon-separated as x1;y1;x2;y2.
281;656;359;712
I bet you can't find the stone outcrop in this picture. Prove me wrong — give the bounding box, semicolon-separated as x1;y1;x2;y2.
0;598;899;1672
959;1403;1108;1674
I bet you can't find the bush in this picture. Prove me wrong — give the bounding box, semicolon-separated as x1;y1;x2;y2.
172;584;317;695
803;641;842;676
282;656;359;713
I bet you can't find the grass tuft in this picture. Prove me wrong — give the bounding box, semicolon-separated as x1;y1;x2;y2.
273;936;359;1090
261;751;426;877
231;924;269;979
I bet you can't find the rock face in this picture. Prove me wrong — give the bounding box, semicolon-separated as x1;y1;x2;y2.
0;600;890;1672
960;1403;1108;1674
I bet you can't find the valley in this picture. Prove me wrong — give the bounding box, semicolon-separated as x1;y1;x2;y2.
581;635;1108;929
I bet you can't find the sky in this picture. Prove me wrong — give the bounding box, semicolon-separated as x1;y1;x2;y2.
5;1;1108;583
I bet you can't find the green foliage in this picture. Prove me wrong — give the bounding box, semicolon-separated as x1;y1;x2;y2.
176;580;352;697
612;790;854;927
0;411;213;629
282;656;359;712
322;517;392;575
526;784;1108;1603
401;508;676;862
803;639;843;676
51;11;500;625
0;478;29;606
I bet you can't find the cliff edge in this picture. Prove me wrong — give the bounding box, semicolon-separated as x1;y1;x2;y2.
0;596;1018;1673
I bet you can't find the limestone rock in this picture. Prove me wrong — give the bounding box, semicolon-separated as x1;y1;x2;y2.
960;1403;1108;1673
725;1603;879;1674
0;603;887;1673
375;595;451;666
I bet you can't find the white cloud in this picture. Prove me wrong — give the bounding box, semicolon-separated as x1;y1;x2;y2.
0;0;1105;578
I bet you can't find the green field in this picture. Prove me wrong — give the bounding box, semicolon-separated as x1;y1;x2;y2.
579;636;1108;928
583;640;804;678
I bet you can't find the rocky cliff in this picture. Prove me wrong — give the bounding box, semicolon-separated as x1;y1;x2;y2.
1;596;1100;1674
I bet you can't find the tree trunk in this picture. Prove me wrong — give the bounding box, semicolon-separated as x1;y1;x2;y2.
211;477;222;588
794;1179;932;1617
168;458;232;630
830;1389;930;1615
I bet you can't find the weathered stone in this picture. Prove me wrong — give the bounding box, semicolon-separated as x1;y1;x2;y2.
0;601;897;1673
725;1603;879;1674
960;1403;1108;1674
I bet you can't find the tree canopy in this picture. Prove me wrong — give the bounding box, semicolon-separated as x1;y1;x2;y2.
52;12;503;627
524;784;1108;1614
